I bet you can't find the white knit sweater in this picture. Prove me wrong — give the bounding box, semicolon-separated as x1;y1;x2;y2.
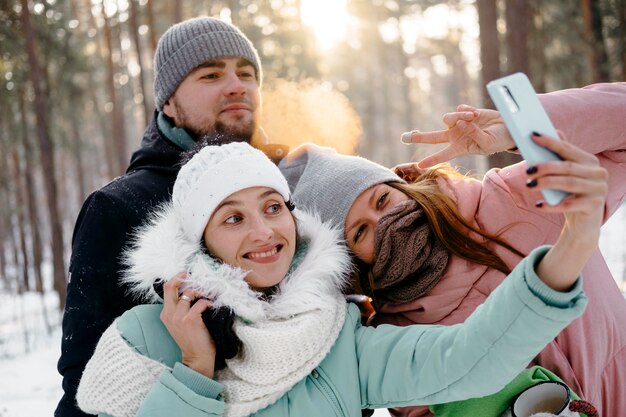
77;207;352;417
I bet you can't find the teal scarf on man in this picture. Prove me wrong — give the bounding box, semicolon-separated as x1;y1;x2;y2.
156;112;196;151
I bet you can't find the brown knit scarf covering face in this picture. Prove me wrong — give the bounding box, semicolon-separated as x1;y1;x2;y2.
366;199;450;305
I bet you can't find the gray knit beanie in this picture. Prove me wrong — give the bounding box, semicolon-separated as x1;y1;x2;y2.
154;17;262;110
278;143;404;234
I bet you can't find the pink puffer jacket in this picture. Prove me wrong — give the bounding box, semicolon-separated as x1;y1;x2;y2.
373;83;626;417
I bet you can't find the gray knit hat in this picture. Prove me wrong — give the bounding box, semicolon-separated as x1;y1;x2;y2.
278;143;404;234
154;17;262;110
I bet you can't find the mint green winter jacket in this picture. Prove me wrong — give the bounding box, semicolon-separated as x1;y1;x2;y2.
82;245;586;417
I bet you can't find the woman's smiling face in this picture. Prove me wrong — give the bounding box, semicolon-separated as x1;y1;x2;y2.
344;183;411;264
203;187;297;290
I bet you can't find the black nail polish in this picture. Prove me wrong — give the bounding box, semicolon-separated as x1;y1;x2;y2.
532;131;541;137
526;179;538;188
526;166;538;175
535;201;543;208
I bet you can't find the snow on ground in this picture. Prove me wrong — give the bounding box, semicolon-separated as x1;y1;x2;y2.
0;292;62;417
0;328;63;417
0;205;623;417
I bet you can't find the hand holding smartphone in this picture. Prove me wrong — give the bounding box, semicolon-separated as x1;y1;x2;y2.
487;73;569;205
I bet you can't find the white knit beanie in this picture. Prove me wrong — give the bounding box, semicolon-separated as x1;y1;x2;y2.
173;142;291;242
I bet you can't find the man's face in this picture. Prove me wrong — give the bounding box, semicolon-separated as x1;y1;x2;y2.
163;57;260;139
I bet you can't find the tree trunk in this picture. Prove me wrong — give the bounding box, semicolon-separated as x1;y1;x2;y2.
449;29;471;105
617;0;626;80
173;0;183;23
529;2;547;92
18;294;31;353
146;0;159;55
227;0;242;22
9;222;23;294
20;0;67;308
0;210;7;289
505;0;530;74
87;2;116;180
10;144;31;292
361;11;382;160
0;124;11;291
1;86;25;296
18;90;45;295
395;37;414;164
477;0;519;168
449;28;483;172
129;0;152;124
67;116;87;208
485;0;527;168
101;0;127;176
19;93;52;330
582;0;610;82
380;42;393;165
476;0;501;107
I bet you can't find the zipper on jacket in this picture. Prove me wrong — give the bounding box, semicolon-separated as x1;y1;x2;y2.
310;368;345;417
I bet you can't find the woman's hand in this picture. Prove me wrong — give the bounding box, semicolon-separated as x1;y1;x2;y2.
530;133;608;291
401;105;515;168
160;273;217;378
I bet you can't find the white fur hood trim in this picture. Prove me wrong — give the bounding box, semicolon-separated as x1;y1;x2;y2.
121;203;352;322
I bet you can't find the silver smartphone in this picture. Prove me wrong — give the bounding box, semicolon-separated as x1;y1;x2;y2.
487;72;568;205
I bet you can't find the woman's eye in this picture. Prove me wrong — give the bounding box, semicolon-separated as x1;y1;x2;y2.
202;72;219;80
353;224;366;244
266;203;282;214
225;215;242;224
376;192;389;209
239;71;254;79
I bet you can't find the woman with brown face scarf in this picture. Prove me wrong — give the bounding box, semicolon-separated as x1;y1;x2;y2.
278;82;626;417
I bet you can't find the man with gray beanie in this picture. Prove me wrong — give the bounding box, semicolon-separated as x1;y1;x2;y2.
56;17;266;417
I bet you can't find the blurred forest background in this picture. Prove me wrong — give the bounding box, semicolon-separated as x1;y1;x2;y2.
0;0;624;324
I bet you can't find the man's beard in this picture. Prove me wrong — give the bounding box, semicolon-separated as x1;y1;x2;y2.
196;130;251;147
179;130;252;166
185;119;254;143
174;100;255;142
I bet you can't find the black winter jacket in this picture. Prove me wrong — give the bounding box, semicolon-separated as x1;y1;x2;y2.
55;114;185;417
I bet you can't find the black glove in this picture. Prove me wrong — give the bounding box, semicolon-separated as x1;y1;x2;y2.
201;307;241;371
153;280;242;371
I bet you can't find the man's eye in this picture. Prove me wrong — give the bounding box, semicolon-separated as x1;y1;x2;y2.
353;225;366;244
239;71;254;79
376;192;388;208
202;73;219;79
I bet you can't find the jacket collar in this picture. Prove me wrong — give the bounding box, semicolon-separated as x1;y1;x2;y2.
156;111;197;151
125;111;186;175
122;205;352;322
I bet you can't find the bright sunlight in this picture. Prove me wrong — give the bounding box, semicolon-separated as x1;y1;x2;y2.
300;0;351;50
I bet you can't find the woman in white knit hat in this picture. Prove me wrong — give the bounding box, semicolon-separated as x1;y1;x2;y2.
278;84;625;417
77;140;591;417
